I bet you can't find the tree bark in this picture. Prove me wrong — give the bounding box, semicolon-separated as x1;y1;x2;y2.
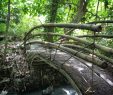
63;44;113;64
27;49;113;95
43;23;102;32
24;23;102;41
65;0;89;35
72;0;88;23
45;0;60;42
74;35;113;38
87;20;113;24
26;33;113;54
26;53;83;94
26;41;107;68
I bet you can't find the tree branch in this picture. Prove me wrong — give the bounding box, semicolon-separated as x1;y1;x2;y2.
24;23;102;40
26;41;107;68
87;20;113;24
63;44;113;64
25;33;113;54
75;35;113;38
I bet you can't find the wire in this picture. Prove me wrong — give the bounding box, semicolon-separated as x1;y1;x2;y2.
91;0;99;93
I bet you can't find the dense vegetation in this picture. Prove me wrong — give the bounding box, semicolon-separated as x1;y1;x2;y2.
0;0;113;38
0;0;113;58
1;0;113;94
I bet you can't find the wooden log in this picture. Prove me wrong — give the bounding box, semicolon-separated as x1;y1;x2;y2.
87;20;113;24
42;23;102;32
63;44;113;64
24;23;102;40
26;41;108;68
27;53;82;94
27;50;113;95
74;35;113;38
26;33;113;54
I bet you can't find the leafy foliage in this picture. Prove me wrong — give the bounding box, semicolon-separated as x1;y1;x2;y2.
0;0;113;42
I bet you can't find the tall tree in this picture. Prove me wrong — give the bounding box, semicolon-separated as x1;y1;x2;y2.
72;0;89;23
65;0;89;36
45;0;60;42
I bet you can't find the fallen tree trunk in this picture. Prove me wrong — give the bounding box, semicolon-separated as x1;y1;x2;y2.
74;35;113;38
87;20;113;24
26;53;82;94
27;49;113;95
63;44;113;64
26;41;108;68
25;33;113;54
24;23;102;40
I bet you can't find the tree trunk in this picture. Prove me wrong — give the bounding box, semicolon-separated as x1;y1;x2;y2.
44;0;59;42
74;35;113;38
24;23;102;41
65;0;89;35
27;49;113;95
63;44;113;64
26;41;107;68
72;0;88;23
26;33;113;54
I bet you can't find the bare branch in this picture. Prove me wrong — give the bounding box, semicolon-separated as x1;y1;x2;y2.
87;20;113;24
